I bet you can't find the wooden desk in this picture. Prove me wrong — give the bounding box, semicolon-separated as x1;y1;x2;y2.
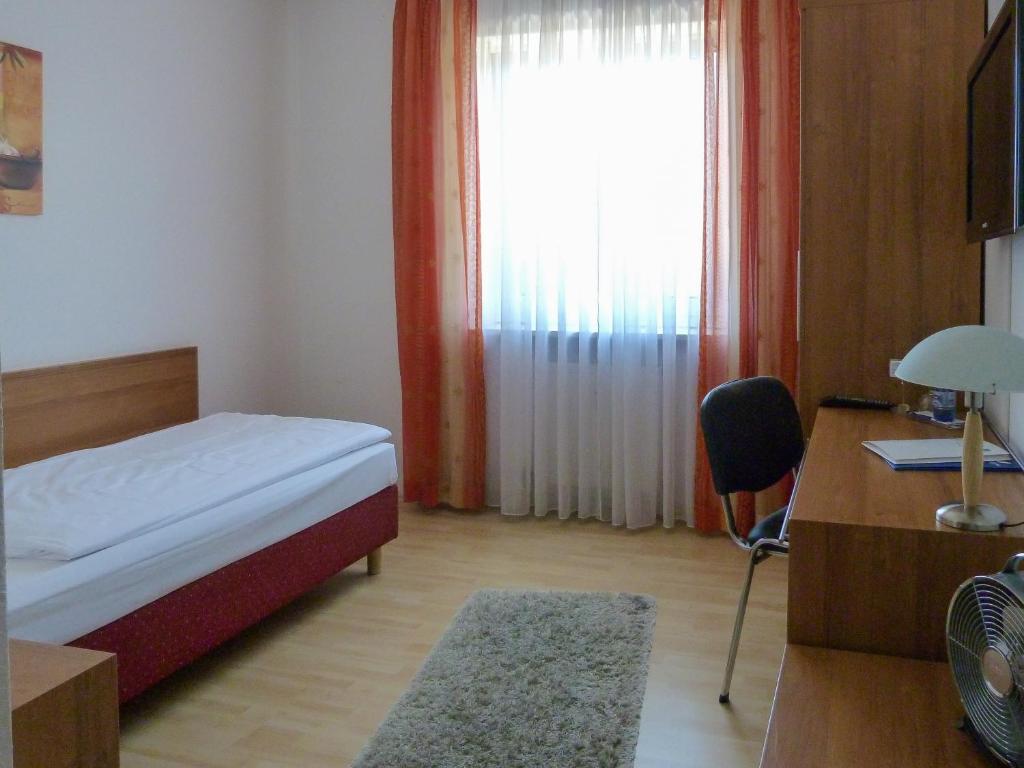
761;408;1019;766
760;645;989;768
788;409;1024;660
10;640;119;767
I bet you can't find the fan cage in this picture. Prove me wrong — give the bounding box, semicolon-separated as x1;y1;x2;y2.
948;574;1024;766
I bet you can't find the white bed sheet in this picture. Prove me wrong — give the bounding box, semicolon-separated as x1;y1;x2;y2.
5;412;392;560
6;442;398;644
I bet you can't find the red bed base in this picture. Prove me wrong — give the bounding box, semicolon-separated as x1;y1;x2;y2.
68;485;399;703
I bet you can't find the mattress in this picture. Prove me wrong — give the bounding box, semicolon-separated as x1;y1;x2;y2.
7;441;398;644
5;412;392;560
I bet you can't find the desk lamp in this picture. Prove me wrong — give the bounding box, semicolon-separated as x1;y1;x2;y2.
896;325;1024;532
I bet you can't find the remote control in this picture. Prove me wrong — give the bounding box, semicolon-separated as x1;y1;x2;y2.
819;395;895;411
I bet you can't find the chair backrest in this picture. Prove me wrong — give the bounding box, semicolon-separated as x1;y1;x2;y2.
700;377;804;497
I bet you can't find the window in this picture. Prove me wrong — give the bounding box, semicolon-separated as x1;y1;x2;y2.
477;1;705;335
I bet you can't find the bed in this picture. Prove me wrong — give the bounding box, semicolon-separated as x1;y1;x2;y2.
1;347;399;702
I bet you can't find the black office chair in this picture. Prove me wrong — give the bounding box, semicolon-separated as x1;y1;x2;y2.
699;376;804;704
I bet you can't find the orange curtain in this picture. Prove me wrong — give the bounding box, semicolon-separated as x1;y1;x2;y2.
695;0;800;534
393;0;486;509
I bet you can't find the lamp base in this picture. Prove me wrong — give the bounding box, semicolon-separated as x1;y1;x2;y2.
936;503;1007;532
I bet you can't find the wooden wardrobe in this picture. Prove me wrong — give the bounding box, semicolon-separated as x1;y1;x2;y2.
798;0;986;428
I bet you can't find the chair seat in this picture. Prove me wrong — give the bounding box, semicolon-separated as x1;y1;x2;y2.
746;507;788;547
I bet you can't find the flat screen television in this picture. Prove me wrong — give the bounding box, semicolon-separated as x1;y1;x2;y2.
967;0;1024;243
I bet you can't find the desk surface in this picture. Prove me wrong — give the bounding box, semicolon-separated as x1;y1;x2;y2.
9;639;114;709
791;408;1024;535
760;645;991;768
9;639;119;768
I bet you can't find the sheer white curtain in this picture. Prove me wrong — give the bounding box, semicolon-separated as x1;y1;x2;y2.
478;0;705;528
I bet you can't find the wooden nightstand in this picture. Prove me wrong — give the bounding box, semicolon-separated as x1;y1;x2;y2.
10;640;119;767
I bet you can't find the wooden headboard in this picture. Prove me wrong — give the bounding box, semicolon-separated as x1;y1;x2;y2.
1;347;199;468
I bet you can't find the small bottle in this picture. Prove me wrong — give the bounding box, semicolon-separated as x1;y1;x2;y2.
932;389;956;423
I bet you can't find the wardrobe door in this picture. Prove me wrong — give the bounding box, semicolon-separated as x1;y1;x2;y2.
798;0;985;428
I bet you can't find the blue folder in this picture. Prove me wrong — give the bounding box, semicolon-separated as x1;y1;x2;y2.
884;459;1022;472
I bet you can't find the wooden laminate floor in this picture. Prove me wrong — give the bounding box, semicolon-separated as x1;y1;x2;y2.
120;504;788;768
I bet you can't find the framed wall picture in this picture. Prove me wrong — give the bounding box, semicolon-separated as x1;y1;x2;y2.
0;43;42;216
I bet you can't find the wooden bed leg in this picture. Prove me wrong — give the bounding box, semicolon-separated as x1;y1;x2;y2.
367;547;383;576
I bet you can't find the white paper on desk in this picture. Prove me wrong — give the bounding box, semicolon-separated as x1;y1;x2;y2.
862;438;1011;465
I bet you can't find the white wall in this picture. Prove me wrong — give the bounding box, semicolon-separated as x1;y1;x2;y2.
0;0;287;416
276;0;403;472
0;0;404;458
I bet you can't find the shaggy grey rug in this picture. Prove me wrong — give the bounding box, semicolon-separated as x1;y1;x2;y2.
353;589;656;768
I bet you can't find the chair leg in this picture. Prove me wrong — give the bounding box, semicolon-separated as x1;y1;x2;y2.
720;548;760;705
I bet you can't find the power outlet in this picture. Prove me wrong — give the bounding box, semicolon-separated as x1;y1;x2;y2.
889;359;902;378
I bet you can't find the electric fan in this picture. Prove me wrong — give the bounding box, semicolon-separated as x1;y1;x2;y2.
948;554;1024;766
